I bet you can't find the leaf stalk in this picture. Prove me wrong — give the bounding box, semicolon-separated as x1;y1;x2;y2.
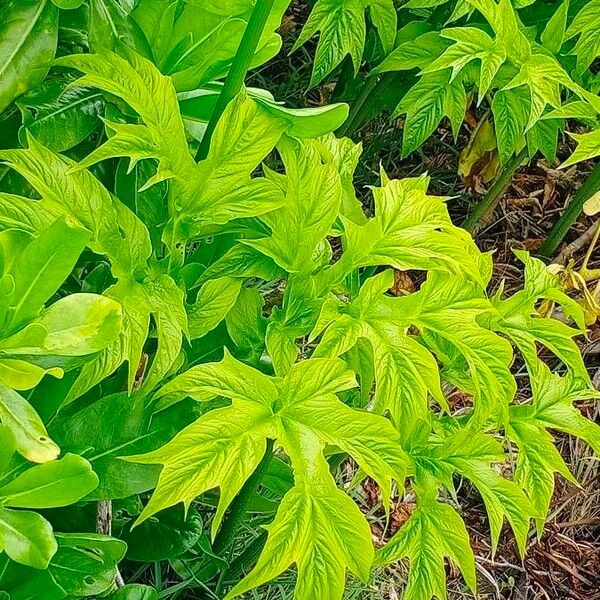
462;147;528;233
540;161;600;257
195;0;276;161
213;438;275;556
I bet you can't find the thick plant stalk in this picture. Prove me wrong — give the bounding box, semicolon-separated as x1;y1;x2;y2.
463;148;528;232
337;75;378;138
540;161;600;257
97;500;125;587
195;0;276;161
226;530;268;581
213;439;275;555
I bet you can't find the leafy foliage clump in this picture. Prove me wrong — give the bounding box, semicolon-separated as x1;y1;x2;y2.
0;1;598;599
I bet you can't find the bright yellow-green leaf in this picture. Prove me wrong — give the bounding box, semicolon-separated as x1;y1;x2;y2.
0;382;59;463
376;491;476;600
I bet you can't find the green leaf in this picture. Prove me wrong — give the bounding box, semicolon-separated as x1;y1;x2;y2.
501;317;587;384
262;277;324;376
132;0;288;90
50;392;199;500
0;507;56;569
504;54;575;130
68;273;185;399
0;217;89;334
0;136;151;278
541;0;569;54
87;0;137;52
493;251;588;382
424;428;537;555
0;0;58;113
107;585;158;600
316;134;366;224
187;277;242;340
0;425;15;475
16;79;104;152
201;243;285;283
561;129;600;168
265;310;301;376
354;269;514;423
0;454;98;508
394;70;467;156
51;0;84;7
467;0;530;63
114;159;168;252
492;86;529;163
375;492;476;600
121;505;203;562
58;51;286;243
179;86;349;139
313;271;446;439
141;275;188;393
130;352;406;577
0;533;126;596
0;553;66;598
226;449;373;600
522;364;600;455
50;533;126;596
374;31;451;74
8;293;122;357
565;0;600;71
526;118;560;163
0;195;56;236
336;174;484;283
0;382;59;463
425;26;505;102
293;0;397;86
255;97;349;139
508;419;575;533
225;287;268;362
280;378;407;503
154;347;279;408
246;136;343;273
127;399;274;536
0;359;62;391
177;91;286;239
68;279;148;399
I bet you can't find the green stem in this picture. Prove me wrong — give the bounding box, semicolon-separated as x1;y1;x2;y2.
539;161;600;257
225;530;268;581
331;55;355;101
462;148;528;233
195;0;275;162
337;75;378;138
212;439;275;556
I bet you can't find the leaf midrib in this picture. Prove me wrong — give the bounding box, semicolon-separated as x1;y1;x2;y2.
24;91;104;128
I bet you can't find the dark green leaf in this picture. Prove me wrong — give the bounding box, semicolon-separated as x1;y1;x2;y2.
17;79;104;152
121;505;203;562
0;0;58;113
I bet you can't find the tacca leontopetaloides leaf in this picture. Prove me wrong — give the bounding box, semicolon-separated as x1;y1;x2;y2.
375;481;477;600
293;0;397;87
127;352;407;598
312;270;447;440
508;363;600;531
492;250;589;383
56;50;288;245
